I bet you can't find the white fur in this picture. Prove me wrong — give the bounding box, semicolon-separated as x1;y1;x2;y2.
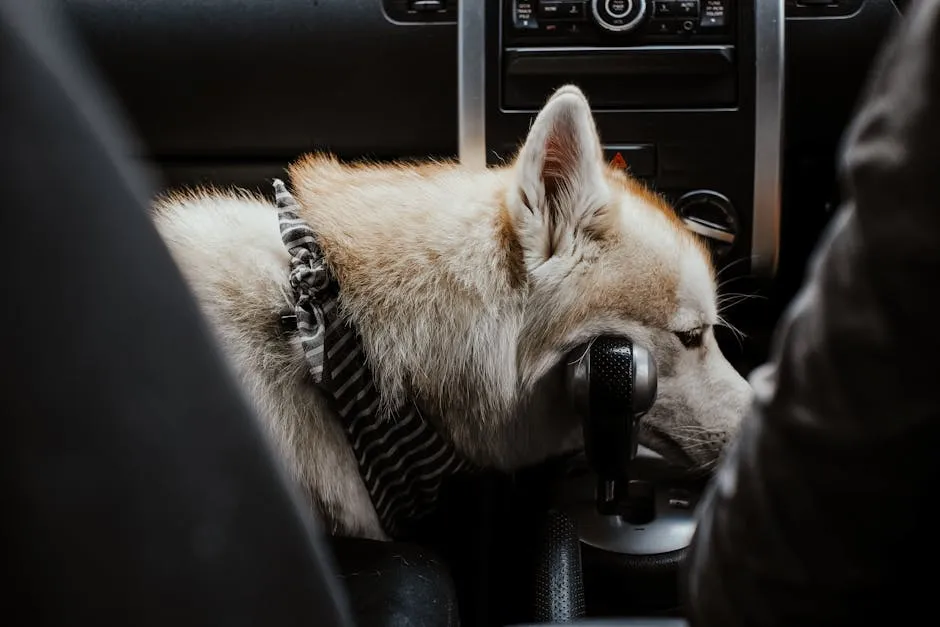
150;85;753;539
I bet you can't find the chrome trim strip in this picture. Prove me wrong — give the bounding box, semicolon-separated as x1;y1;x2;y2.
681;218;736;245
458;0;487;169
752;0;785;277
506;44;733;53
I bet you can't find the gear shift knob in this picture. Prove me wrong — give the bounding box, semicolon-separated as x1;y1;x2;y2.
566;336;658;514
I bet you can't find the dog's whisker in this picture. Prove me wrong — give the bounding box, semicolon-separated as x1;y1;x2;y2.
674;433;721;444
716;274;752;292
673;427;721;436
716;315;747;350
718;320;746;345
718;293;766;305
669;425;720;433
715;256;751;281
693;458;721;474
717;292;766;308
680;440;723;450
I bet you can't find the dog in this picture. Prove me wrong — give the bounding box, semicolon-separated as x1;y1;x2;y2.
151;85;753;540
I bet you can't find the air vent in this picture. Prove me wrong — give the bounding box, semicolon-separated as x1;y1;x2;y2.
383;0;456;24
785;0;864;18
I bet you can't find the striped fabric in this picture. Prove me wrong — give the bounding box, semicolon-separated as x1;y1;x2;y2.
273;179;473;538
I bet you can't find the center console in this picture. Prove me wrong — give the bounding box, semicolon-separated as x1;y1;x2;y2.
455;3;784;620
552;448;707;617
459;0;784;279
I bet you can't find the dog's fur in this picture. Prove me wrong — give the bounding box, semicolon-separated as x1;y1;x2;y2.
151;86;753;540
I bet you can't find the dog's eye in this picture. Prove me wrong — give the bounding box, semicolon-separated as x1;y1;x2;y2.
675;328;704;349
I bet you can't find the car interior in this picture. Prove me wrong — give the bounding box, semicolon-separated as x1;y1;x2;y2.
37;0;911;625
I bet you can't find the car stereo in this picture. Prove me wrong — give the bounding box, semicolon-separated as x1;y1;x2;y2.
503;0;736;110
507;0;731;42
458;0;783;280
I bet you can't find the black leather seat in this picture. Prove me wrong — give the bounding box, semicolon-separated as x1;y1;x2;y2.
0;2;458;626
330;537;461;627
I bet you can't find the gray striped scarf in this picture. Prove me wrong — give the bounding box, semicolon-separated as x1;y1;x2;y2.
273;178;473;538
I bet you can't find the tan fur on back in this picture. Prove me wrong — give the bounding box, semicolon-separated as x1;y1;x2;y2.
287;155;526;434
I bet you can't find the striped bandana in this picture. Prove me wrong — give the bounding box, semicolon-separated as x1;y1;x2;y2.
273;179;474;538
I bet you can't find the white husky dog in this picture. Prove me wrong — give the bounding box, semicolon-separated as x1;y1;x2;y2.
151;85;752;540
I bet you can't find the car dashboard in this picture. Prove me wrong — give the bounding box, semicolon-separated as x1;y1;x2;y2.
65;0;902;358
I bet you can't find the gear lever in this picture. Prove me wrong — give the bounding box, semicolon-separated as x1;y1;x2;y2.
556;338;697;616
531;337;659;621
566;336;658;517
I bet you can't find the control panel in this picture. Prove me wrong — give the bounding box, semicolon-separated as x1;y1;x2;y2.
461;1;782;279
501;0;739;112
505;0;733;43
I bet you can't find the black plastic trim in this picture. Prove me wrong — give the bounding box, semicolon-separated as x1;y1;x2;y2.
65;0;460;161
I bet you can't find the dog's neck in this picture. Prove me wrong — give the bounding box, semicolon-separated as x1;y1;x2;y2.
286;157;548;468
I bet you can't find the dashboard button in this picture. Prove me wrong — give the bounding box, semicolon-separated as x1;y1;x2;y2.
541;1;586;19
606;0;632;18
560;1;586;19
513;0;538;29
603;144;656;178
700;0;726;27
539;1;563;18
677;0;699;17
592;0;648;32
654;0;676;16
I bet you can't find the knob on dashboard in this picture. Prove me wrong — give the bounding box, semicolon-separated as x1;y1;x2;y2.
675;190;739;258
591;0;648;32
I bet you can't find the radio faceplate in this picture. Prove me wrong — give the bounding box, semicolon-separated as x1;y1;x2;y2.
502;0;739;112
505;0;734;45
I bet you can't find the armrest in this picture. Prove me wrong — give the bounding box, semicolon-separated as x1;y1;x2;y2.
329;537;459;627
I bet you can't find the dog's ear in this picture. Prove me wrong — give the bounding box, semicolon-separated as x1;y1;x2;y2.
511;85;610;261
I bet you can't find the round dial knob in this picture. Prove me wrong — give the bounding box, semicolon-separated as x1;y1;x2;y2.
591;0;648;32
675;190;739;258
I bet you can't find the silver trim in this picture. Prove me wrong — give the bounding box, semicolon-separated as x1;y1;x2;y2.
591;0;648;32
681;218;735;244
752;0;785;277
573;487;698;555
506;44;732;53
458;0;487;169
556;463;702;556
631;344;657;416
